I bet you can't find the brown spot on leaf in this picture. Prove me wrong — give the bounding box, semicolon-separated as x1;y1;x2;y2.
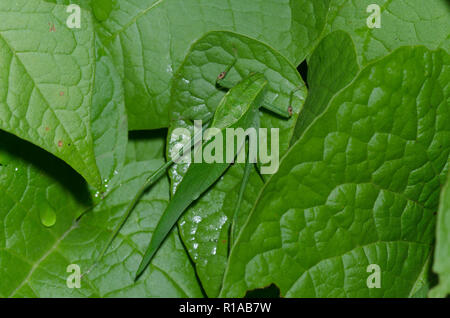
58;140;63;147
288;106;293;116
45;127;50;131
59;91;64;96
217;71;226;80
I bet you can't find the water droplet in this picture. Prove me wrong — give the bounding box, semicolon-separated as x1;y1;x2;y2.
40;207;56;227
193;216;202;223
14;167;18;172
219;215;228;227
193;243;198;249
211;247;217;255
114;170;119;175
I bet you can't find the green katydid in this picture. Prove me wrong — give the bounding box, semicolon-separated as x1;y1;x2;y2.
92;67;294;279
136;72;267;278
136;70;294;278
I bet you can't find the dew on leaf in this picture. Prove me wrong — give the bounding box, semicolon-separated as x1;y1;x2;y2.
40;206;56;227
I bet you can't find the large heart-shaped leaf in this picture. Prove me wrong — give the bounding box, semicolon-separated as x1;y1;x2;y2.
221;46;450;297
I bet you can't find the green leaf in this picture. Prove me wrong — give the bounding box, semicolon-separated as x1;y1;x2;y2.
96;0;324;129
293;31;359;141
91;37;128;186
0;132;202;297
0;1;101;187
296;0;450;141
221;46;450;297
325;0;450;65
92;0;116;22
430;172;450;297
137;73;268;278
0;132;91;297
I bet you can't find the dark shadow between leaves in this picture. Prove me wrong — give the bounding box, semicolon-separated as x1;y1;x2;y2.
128;128;167;142
0;130;92;207
245;283;281;298
297;59;308;89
